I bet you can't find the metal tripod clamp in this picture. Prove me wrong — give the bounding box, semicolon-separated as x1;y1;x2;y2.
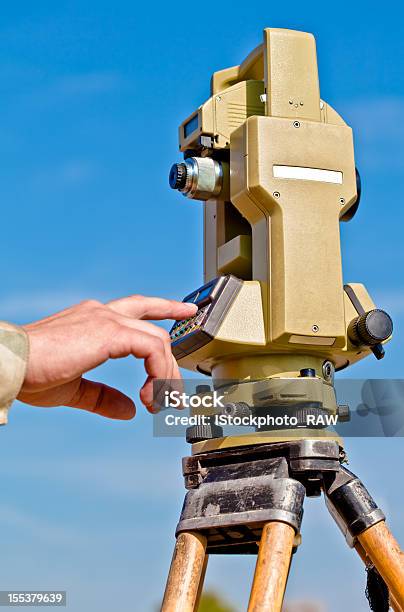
176;455;305;554
324;466;385;548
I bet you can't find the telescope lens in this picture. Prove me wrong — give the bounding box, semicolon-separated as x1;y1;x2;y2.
169;163;187;190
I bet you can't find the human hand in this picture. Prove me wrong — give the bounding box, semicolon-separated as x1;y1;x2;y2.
17;296;197;420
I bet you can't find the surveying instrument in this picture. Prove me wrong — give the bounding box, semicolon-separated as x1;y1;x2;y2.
161;28;404;611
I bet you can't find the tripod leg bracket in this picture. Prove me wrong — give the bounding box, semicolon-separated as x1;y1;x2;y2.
176;456;305;554
324;466;385;547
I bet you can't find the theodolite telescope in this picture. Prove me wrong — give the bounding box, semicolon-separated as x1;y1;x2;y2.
168;27;392;452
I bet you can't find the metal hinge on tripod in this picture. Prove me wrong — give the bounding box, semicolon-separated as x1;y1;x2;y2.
178;440;341;554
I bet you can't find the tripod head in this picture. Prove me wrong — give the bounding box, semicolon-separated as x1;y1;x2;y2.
168;28;393;451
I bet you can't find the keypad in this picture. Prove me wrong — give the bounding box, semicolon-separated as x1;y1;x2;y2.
170;305;209;341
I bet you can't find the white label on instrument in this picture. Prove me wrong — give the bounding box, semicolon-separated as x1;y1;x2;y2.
273;165;343;184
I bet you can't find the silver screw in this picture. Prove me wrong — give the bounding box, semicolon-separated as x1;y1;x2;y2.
293;121;300;128
322;360;334;382
340;197;345;205
273;191;280;198
216;96;221;102
312;324;319;333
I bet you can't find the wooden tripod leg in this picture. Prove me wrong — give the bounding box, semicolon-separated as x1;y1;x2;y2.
248;522;295;612
161;531;208;612
355;541;403;612
194;555;209;611
356;521;404;609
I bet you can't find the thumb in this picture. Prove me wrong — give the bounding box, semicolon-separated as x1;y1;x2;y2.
68;378;136;420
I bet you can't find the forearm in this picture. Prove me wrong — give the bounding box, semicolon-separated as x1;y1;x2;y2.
0;321;29;424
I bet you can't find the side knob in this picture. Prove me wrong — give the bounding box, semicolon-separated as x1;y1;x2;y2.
348;309;393;346
185;421;223;444
222;402;251;418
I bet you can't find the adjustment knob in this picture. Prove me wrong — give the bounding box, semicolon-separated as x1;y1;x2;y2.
341;167;362;222
196;384;211;394
348;309;393;346
185;421;223;444
169;163;187;190
222;402;251;418
337;404;351;422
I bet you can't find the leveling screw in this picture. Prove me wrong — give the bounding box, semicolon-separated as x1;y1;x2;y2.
322;360;334;382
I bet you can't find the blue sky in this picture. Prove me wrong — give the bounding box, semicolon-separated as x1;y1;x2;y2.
0;2;403;611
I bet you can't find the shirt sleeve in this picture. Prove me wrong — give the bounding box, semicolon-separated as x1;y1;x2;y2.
0;321;29;424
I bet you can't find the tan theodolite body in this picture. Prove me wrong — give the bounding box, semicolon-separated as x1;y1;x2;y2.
170;28;391;451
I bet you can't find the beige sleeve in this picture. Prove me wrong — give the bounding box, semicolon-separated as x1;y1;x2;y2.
0;322;29;425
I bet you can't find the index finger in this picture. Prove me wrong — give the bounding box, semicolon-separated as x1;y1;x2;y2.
107;295;197;321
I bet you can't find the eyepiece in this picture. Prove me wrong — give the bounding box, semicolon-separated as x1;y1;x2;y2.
169;163;187;190
168;157;223;200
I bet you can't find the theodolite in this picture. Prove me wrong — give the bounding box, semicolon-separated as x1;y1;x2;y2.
161;28;404;612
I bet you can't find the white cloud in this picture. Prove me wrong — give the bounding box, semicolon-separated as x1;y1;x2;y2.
32;71;128;108
0;290;107;320
30;159;97;188
0;454;179;501
372;288;404;316
51;72;125;97
0;64;128;110
337;97;404;171
0;504;86;548
341;97;404;138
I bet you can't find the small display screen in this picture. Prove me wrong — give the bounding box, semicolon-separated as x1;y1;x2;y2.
195;286;213;303
183;113;199;139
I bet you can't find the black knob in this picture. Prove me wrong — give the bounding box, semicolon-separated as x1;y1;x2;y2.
185;421;223;444
222;402;251;418
169;163;187;190
300;368;316;377
195;384;211;394
341;167;362;222
348;309;393;346
337;404;351;422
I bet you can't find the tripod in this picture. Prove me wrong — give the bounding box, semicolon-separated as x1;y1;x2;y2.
161;440;404;611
